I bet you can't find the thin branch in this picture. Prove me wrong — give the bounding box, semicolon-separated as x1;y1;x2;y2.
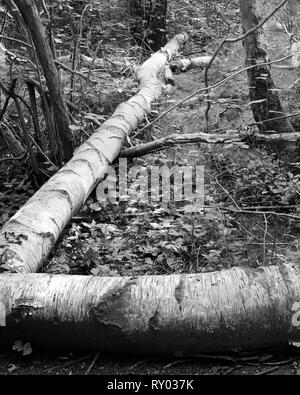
263;213;268;264
215;178;240;210
12;94;40;176
0;78;16;121
0;153;27;164
217;207;300;221
0;9;8;35
0;78;35;120
0;34;31;48
0;34;96;83
15;0;73;161
122;129;300;158
121;131;240;157
28;135;57;170
55;59;97;83
38;354;94;375
84;352;99;375
248;111;300;127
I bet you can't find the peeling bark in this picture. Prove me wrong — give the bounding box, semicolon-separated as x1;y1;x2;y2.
0;262;300;353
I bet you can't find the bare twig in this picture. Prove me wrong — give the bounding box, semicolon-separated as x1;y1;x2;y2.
218;207;300;221
215;178;240;209
55;60;97;83
128;358;155;371
28;135;57;169
70;4;89;100
204;0;289;127
26;81;42;145
0;9;8;35
0;153;27;164
0;34;31;48
256;366;279;375
0;34;96;82
263;213;268;264
15;0;73;161
39;354;94;374
249;111;300;127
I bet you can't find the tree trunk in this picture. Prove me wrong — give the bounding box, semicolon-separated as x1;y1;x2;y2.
130;0;167;52
1;262;300;353
13;0;73;163
170;56;212;72
0;33;188;274
239;0;294;133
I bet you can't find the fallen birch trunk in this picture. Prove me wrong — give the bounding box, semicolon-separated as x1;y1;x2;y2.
121;130;300;158
0;33;189;274
170;56;212;72
1;262;300;354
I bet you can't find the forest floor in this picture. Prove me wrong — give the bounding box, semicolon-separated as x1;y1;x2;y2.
1;34;300;375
